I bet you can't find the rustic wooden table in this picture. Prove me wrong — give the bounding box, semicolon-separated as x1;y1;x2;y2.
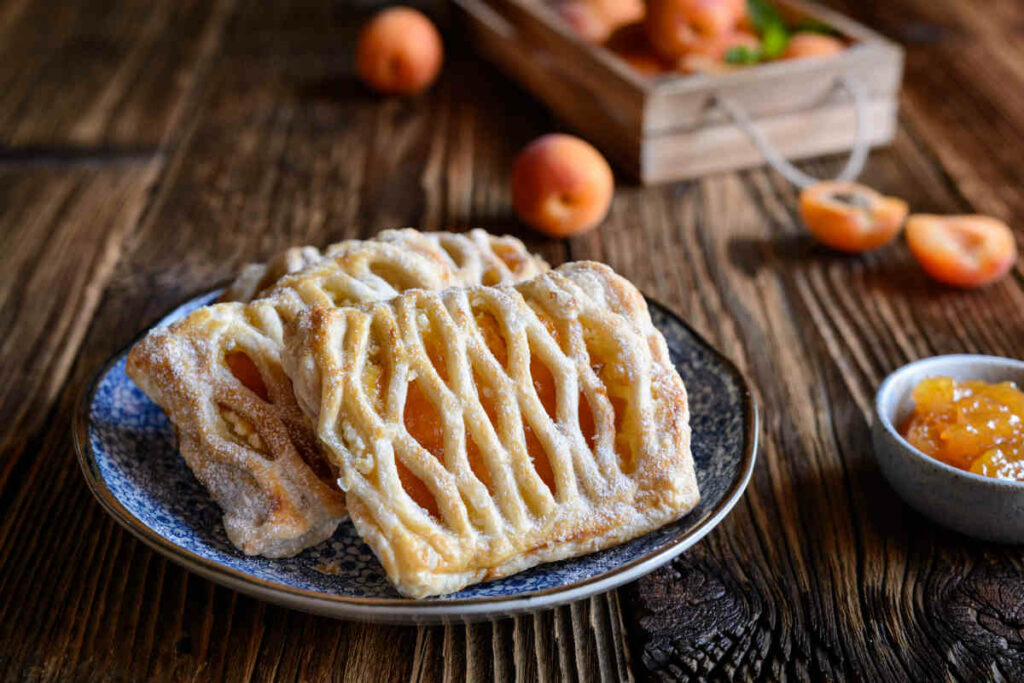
2;0;1023;680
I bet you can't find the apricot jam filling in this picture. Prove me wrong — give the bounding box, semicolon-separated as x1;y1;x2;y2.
226;351;270;402
900;377;1024;481
472;308;558;493
401;379;442;517
526;353;559;493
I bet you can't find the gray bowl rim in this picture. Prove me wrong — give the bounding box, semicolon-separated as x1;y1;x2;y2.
875;353;1024;489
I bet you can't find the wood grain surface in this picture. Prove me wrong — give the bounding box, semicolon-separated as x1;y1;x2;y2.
1;0;1023;680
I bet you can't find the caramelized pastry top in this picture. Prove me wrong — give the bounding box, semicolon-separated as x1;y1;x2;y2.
127;230;548;558
283;261;698;597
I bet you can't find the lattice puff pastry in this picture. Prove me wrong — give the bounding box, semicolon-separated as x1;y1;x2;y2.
219;228;547;304
127;231;548;558
219;246;322;303
282;262;699;597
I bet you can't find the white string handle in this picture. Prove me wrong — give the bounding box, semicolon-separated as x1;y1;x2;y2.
714;75;871;189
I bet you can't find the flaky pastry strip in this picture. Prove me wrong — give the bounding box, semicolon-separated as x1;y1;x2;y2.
283;262;698;597
220;228;547;303
127;231;547;558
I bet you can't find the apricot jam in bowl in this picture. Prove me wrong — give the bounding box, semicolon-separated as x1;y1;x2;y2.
873;355;1024;543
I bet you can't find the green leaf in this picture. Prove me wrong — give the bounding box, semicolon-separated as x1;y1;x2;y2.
725;45;761;65
746;0;783;33
793;18;839;36
761;21;790;59
746;0;790;59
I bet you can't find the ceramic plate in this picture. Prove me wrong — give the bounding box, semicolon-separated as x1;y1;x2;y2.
74;291;758;623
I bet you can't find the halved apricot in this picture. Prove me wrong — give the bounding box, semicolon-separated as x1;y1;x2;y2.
799;181;909;253
905;214;1018;288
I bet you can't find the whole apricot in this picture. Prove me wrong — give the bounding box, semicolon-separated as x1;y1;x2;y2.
605;23;673;76
727;0;751;28
511;134;614;238
646;0;741;60
356;7;443;96
799;181;909;252
906;214;1018;288
676;29;759;73
594;0;645;28
556;1;613;43
783;32;844;59
686;29;760;59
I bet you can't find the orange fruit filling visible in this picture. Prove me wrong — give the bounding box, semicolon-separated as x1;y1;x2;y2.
225;351;270;402
899;377;1024;482
401;380;443;517
525;355;559;494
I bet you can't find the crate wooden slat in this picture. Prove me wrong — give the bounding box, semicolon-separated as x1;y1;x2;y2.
454;0;904;184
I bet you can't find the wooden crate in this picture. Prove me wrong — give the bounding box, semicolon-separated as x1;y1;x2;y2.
454;0;904;184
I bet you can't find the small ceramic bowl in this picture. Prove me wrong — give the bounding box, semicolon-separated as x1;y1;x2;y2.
873;354;1024;543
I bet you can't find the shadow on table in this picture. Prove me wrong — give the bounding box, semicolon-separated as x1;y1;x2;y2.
296;75;378;103
726;233;938;297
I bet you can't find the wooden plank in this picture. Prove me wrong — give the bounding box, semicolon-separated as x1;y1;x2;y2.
460;0;898;184
0;0;233;148
460;0;903;183
5;0;1024;680
602;126;1024;680
822;0;1024;240
457;0;643;175
0;161;160;495
0;1;619;681
642;96;897;183
643;40;903;135
480;0;651;97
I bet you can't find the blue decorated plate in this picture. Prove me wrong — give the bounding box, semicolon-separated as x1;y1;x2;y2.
74;291;757;623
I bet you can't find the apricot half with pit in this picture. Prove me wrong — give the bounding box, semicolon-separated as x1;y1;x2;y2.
906;214;1018;288
799;181;909;253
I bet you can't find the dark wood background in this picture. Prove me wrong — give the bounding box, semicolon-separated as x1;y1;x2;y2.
2;0;1023;680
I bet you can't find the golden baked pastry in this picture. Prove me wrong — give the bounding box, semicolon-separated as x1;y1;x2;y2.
128;299;345;557
219;228;546;303
372;228;548;287
127;231;548;558
282;261;699;597
219;245;322;303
